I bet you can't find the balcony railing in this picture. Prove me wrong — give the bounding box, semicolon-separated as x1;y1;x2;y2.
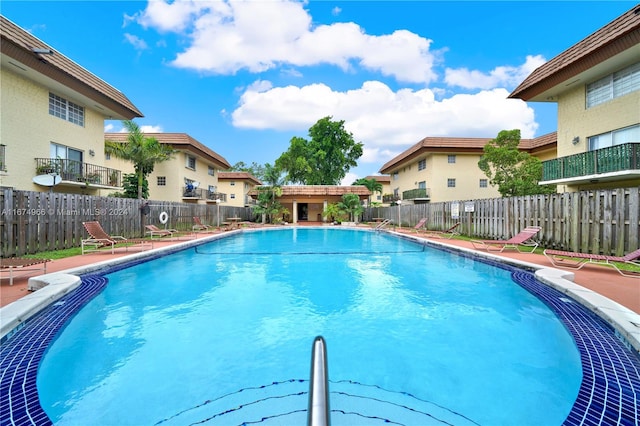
382;194;400;203
402;188;430;200
35;158;121;187
206;191;227;202
542;143;640;181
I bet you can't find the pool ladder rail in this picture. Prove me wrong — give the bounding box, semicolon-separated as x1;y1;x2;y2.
375;219;392;230
308;336;331;426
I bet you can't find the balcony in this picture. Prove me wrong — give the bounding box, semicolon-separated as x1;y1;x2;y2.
35;158;121;188
382;194;400;204
402;188;430;202
206;191;227;203
541;143;640;185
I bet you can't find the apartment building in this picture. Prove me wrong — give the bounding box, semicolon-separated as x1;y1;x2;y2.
509;5;640;191
104;133;231;204
217;171;262;208
0;15;142;194
379;133;556;204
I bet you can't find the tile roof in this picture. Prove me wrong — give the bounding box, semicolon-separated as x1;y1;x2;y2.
218;171;262;185
509;5;640;101
379;132;557;173
104;132;231;169
1;15;143;119
250;185;371;197
366;175;391;183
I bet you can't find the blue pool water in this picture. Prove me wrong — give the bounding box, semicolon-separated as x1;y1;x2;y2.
36;228;583;425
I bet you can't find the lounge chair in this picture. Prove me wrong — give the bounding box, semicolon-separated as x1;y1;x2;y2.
192;216;213;231
145;224;180;238
413;218;428;233
471;226;542;253
0;257;50;286
82;221;152;254
422;222;461;239
543;248;640;278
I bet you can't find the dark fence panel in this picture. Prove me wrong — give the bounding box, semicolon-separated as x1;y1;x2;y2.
364;187;640;256
0;189;253;257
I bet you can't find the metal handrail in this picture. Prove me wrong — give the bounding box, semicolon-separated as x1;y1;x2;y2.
375;219;392;230
307;336;330;426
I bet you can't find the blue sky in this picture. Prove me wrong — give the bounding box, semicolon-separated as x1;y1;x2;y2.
3;1;636;183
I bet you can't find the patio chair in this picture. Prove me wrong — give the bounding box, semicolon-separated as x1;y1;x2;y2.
145;224;180;238
543;248;640;278
82;221;152;254
422;222;461;239
471;226;542;253
0;257;50;286
192;216;213;231
412;218;428;233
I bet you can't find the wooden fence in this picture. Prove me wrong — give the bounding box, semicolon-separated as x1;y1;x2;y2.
0;189;253;257
2;187;638;257
364;187;640;256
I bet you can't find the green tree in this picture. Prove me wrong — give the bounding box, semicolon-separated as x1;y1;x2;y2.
478;129;556;197
251;163;287;223
337;193;364;222
276;116;363;185
105;120;176;199
229;161;266;182
353;177;382;204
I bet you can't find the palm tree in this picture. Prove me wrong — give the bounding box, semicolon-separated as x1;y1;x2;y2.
353;177;383;205
252;163;287;223
105;120;176;199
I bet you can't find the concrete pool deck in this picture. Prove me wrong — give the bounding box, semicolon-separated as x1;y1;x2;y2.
1;224;639;350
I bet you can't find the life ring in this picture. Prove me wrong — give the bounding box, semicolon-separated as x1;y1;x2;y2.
159;211;169;224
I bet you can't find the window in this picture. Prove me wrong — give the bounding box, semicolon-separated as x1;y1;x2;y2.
157;176;166;186
208;166;215;176
418;181;426;189
587;62;640;108
418;159;426;171
0;144;6;171
49;93;84;126
447;178;456;188
186;155;196;170
392;172;399;180
448;155;456;163
480;179;488;188
208;185;217;193
105;153;111;160
230;181;236;186
588;125;640;150
230;194;236;199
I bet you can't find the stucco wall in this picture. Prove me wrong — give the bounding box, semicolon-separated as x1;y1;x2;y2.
1;68;109;194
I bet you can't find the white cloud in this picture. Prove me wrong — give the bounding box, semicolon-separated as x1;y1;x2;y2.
106;124;164;133
124;33;148;51
444;55;546;90
138;0;438;83
140;125;164;133
231;80;538;165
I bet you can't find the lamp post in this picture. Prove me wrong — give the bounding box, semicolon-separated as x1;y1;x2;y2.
397;199;402;228
215;199;221;227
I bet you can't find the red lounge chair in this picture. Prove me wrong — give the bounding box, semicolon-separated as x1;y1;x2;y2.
145;224;179;238
471;226;542;253
192;216;213;231
543;248;640;278
82;221;152;254
413;218;428;233
0;257;50;285
422;222;461;239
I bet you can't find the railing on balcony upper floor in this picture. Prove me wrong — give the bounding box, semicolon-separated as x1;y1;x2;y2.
35;158;121;187
402;188;430;200
206;191;227;202
382;194;400;203
542;142;640;181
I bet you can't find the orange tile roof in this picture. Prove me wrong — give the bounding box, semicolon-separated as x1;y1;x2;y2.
1;15;143;119
250;185;371;197
379;132;557;173
218;171;262;185
366;175;391;183
105;132;231;169
509;5;640;101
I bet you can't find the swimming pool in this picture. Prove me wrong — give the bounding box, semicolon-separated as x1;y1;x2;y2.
2;228;639;425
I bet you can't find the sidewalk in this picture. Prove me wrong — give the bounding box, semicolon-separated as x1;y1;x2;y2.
1;226;638;314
